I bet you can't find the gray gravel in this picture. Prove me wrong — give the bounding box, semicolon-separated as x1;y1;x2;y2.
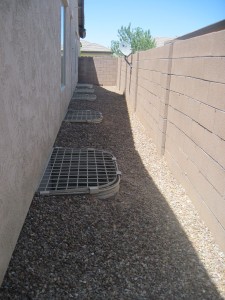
1;86;225;299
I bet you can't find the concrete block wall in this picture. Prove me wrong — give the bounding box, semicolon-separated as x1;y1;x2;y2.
117;58;128;95
165;30;225;252
116;29;225;252
78;56;118;86
118;45;172;155
124;53;139;112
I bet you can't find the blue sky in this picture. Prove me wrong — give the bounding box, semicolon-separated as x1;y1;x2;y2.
84;0;225;48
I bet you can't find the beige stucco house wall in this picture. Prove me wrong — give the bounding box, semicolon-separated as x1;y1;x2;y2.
0;0;82;284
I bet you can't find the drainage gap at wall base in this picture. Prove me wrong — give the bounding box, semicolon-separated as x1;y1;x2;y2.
36;148;121;199
64;110;103;123
71;94;97;101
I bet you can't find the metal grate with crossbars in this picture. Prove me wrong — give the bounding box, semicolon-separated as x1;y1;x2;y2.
64;110;103;123
76;83;93;89
75;88;95;94
37;148;121;199
71;93;97;101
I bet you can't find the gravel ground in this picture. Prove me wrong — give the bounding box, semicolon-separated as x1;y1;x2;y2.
1;86;225;299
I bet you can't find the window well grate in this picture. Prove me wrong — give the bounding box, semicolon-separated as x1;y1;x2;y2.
75;88;95;94
71;93;97;101
37;148;121;199
64;110;103;123
77;83;93;89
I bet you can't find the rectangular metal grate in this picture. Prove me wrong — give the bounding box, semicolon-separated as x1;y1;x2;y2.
75;88;95;94
71;93;97;101
37;148;121;199
77;83;93;89
64;110;103;123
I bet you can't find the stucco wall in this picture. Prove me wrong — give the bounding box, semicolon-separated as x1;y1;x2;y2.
0;0;80;284
117;30;225;252
78;56;118;85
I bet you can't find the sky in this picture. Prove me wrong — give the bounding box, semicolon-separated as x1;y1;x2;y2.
84;0;225;48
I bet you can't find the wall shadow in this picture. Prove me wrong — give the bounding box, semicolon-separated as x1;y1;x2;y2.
78;57;100;85
0;86;223;299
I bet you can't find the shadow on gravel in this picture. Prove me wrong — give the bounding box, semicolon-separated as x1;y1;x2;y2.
0;86;222;299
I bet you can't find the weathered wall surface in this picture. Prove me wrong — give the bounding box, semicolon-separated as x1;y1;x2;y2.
165;31;225;252
117;56;128;94
78;56;118;86
117;30;225;252
122;47;172;155
0;0;80;284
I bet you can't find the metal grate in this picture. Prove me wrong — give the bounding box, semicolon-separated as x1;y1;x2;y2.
71;93;97;101
64;110;103;123
77;83;93;89
37;148;121;199
75;88;95;94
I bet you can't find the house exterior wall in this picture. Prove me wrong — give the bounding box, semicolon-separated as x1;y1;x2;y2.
78;56;118;85
0;0;80;284
117;30;225;253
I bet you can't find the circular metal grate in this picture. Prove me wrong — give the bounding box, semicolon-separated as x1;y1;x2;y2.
64;110;103;123
72;93;97;101
37;148;121;199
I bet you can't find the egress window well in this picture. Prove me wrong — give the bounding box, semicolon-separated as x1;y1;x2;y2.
64;110;103;123
37;148;121;199
75;88;95;94
71;93;97;101
76;83;94;89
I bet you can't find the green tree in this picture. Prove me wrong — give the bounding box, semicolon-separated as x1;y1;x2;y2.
111;23;156;56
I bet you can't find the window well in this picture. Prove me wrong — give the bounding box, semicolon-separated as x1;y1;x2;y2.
37;148;121;199
77;83;93;89
64;110;103;123
72;93;97;101
75;88;95;94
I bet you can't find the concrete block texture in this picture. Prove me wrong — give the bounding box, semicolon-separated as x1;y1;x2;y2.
214;110;225;140
198;103;216;132
166;150;225;252
186;159;225;229
208;82;225;111
0;0;79;284
184;77;209;104
173;30;225;58
203;57;225;84
117;29;225;252
79;56;118;86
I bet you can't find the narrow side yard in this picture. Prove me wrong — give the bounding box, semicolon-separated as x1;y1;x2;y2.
1;86;225;299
